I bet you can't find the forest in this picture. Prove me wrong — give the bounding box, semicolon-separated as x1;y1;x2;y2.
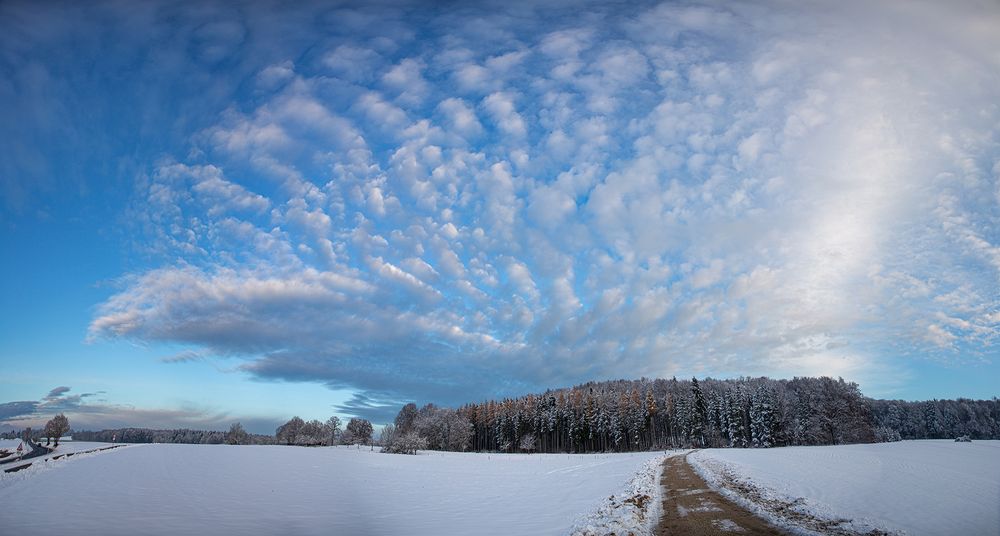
70;426;275;445
383;376;1000;454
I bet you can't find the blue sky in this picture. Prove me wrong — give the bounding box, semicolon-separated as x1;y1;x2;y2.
2;0;999;435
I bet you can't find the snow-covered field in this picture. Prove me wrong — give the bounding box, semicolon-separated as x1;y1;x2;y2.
0;443;664;536
691;440;1000;536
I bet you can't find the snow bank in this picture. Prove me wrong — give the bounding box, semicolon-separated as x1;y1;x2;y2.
0;440;117;470
570;452;676;536
0;442;125;486
0;443;662;536
690;440;1000;536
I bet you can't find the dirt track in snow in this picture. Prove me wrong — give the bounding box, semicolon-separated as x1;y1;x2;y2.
655;453;789;535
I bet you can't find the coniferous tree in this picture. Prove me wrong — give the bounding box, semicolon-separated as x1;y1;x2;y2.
726;387;748;447
691;378;707;446
750;387;775;448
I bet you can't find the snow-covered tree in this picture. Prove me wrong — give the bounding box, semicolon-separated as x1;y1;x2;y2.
325;416;342;445
345;418;373;447
295;420;326;446
687;379;707;446
414;405;473;451
750;386;776;448
518;434;536;452
394;403;418;435
673;396;691;445
725;388;748;448
379;423;397;447
226;422;249;445
382;431;427;454
276;416;304;445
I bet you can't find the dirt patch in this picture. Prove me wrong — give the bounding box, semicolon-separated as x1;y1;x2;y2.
655;454;788;536
622;493;651;512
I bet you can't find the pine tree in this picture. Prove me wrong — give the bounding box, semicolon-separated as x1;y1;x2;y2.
750;386;775;448
691;378;707;447
674;396;692;446
726;388;748;447
794;391;814;445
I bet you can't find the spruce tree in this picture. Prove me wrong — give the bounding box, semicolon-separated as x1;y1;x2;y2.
751;386;775;448
691;378;708;447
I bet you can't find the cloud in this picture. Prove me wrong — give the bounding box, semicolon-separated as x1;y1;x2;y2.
160;349;210;364
43;0;999;408
322;45;382;83
382;58;430;105
0;401;38;421
0;387;282;435
482;92;527;139
437;98;483;139
334;392;407;424
45;386;71;400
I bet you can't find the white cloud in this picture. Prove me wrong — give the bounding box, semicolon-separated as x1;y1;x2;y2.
75;0;1000;407
256;61;295;90
355;91;408;132
322;45;381;82
507;260;539;302
382;58;429;105
736;129;769;165
437;97;483;139
482;92;527;139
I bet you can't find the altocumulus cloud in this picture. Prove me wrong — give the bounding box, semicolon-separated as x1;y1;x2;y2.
17;0;993;407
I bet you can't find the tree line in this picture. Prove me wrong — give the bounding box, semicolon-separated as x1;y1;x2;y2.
381;376;1000;454
69;416;378;448
273;415;373;446
25;376;999;453
871;397;1000;441
1;414;72;445
71;426;277;445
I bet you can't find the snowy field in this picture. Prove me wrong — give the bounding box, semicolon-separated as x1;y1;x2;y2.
0;443;664;535
691;440;1000;536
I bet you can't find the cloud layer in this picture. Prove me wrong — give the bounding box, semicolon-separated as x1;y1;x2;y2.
22;0;995;408
0;386;281;434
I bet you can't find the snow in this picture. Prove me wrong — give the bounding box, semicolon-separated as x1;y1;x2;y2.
0;444;663;535
690;440;1000;536
570;452;674;536
1;439;118;465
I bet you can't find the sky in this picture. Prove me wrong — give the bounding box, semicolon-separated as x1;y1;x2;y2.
1;0;999;435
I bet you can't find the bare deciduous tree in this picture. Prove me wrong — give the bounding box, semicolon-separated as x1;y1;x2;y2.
44;414;70;447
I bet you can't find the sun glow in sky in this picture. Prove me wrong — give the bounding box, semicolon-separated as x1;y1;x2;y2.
2;0;999;434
